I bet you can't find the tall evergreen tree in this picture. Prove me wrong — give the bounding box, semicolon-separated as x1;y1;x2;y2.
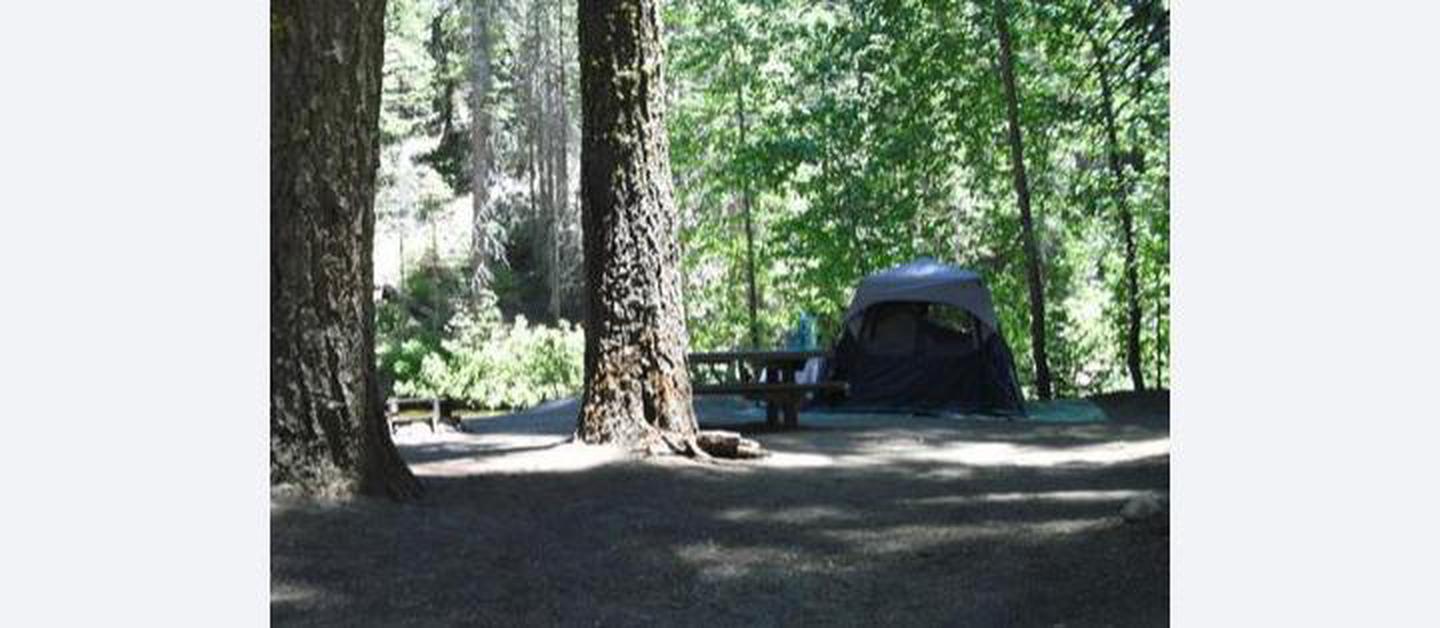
470;0;497;293
271;0;421;499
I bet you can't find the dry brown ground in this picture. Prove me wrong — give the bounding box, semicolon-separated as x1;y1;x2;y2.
272;393;1169;627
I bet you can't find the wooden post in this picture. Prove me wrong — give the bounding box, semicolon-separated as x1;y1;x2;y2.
430;397;441;433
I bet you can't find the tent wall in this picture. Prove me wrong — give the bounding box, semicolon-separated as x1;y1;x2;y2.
822;259;1026;415
828;309;1024;414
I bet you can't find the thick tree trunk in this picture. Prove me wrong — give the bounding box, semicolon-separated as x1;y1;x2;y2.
577;0;699;449
1094;37;1146;392
271;0;421;499
470;0;495;293
993;0;1053;400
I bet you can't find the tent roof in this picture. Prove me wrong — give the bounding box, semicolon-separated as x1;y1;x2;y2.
844;258;1000;332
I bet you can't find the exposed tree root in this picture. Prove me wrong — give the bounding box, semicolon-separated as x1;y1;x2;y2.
583;424;769;461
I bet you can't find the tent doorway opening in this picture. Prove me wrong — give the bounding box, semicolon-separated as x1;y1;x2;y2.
821;259;1025;415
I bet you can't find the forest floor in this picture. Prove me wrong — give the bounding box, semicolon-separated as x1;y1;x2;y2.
272;391;1170;626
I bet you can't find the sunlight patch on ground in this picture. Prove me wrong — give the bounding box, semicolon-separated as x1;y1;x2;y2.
912;465;980;480
675;540;849;582
404;435;629;477
901;489;1150;507
716;505;856;524
753;435;1168;471
901;437;1171;467
395;397;1167;478
271;581;333;607
821;518;1113;554
759;451;841;468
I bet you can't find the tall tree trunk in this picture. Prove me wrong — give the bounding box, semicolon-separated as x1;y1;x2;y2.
270;0;421;499
577;0;699;449
1155;288;1164;387
730;45;761;350
553;0;571;320
541;0;564;322
1158;146;1170;388
1093;36;1145;391
993;0;1053;400
470;0;495;294
527;18;539;259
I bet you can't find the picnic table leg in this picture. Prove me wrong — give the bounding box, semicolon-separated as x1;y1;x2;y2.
760;361;778;427
441;400;458;431
778;368;797;428
783;397;799;428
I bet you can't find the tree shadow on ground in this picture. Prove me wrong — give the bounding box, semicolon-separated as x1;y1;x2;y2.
273;408;1169;627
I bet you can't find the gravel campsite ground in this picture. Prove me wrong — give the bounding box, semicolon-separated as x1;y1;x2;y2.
272;392;1170;626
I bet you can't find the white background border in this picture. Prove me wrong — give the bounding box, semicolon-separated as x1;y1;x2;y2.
2;1;1439;625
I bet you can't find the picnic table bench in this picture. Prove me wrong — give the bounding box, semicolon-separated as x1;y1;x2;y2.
689;350;847;428
386;397;462;433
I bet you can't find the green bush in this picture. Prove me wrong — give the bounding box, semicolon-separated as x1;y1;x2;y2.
386;304;584;410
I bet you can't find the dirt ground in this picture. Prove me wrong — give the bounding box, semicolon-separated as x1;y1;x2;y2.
272;393;1169;626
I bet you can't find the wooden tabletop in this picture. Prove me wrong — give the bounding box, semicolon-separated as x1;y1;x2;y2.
688;350;827;365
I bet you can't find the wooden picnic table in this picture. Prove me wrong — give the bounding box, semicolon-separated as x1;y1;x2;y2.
689;350;846;428
386;397;461;433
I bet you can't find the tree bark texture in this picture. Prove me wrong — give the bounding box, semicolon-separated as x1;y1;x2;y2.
577;0;699;447
271;0;421;499
993;0;1054;400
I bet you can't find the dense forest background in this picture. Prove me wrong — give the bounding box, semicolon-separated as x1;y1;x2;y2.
374;0;1169;409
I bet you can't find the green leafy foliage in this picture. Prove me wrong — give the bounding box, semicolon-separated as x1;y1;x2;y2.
376;255;584;410
374;0;1170;404
397;308;584;410
666;0;1170;396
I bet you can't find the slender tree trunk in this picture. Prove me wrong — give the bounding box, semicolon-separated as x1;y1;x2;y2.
470;0;495;294
577;0;699;449
993;0;1053;400
539;0;554;319
729;45;760;349
554;0;571;320
1093;37;1145;391
1158;147;1170;388
270;0;421;499
1155;288;1164;387
528;22;539;254
541;0;561;321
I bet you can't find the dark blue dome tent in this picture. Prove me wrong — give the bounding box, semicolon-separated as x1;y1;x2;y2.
820;259;1025;415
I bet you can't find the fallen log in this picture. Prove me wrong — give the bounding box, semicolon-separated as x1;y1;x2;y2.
695;430;768;459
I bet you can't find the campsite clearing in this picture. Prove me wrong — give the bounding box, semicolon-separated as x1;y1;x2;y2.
272;392;1169;626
